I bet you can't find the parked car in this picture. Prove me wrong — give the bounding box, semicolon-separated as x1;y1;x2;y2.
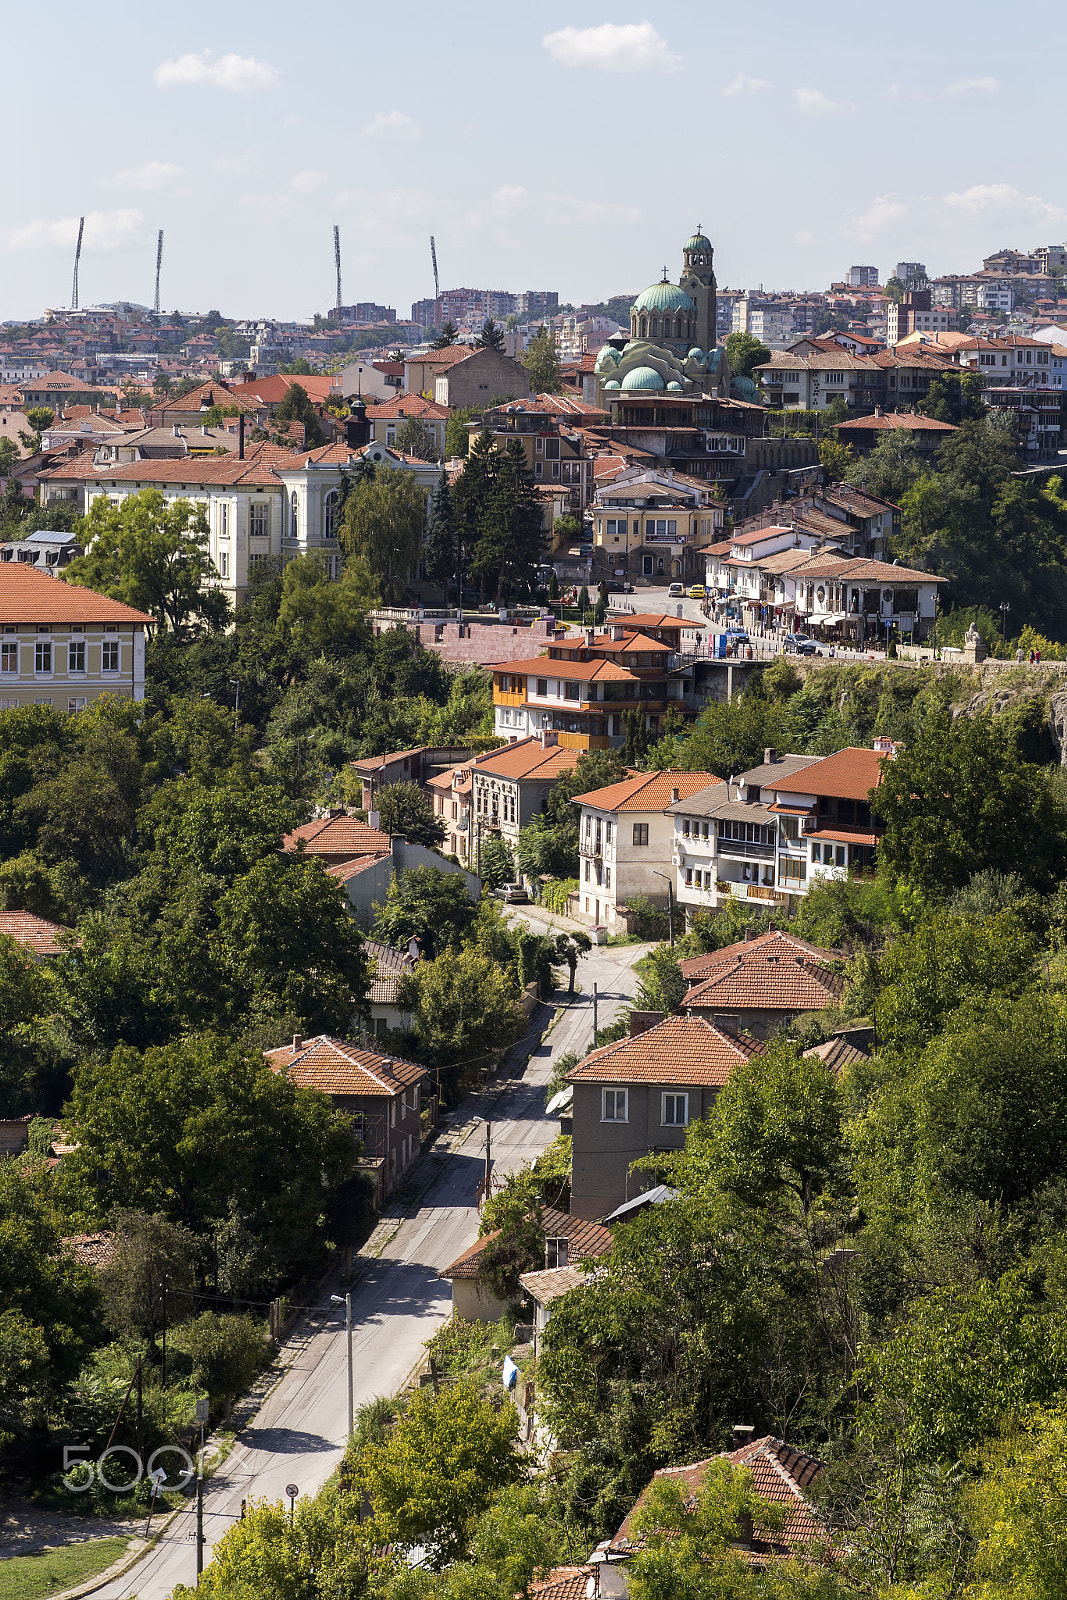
688;584;707;599
493;882;530;903
607;580;634;593
667;582;685;598
723;627;749;644
783;633;818;655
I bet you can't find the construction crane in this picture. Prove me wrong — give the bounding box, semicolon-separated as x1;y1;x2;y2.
71;216;84;311
334;225;342;312
430;234;439;305
154;230;164;315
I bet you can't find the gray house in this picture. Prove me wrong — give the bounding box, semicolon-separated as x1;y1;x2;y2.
565;1013;759;1219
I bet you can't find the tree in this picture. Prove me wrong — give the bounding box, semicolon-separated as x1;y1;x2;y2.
276;551;377;653
394;416;439;461
375;780;446;847
176;1486;374;1600
845;428;923;503
396;944;525;1073
25;406;54;432
478;1173;545;1302
964;1403;1067;1600
216;854;371;1033
473;438;544;601
478;832;515;890
477;318;505;352
59;1038;357;1269
359;1380;521;1565
445;404;479;460
423;470;461;596
551;931;591;996
188;1311;268;1423
0;438;16;478
65;488;229;636
724;332;772;381
515;750;626;880
521;326;562;393
626;1460;790;1600
99;1210;198;1350
884;276;906;303
635;945;687;1014
432;320;459;350
341;467;427;604
274;382;324;447
917;369;986;425
871;710;1067;895
373;866;479;956
818;436;854;482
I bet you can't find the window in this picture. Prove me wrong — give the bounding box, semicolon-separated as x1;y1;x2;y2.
324;491;339;540
390;1100;396;1127
250;502;268;538
220;551;229;579
67;697;86;714
68;640;85;673
0;698;16;710
564;681;580;701
779;856;807;886
34;640;51;674
632;822;649;846
34;697;52;706
602;1088;628;1122
0;640;16;675
662;1092;689;1127
102;639;119;673
536;678;547;697
545;1237;569;1269
606;821;613;844
219;503;229;538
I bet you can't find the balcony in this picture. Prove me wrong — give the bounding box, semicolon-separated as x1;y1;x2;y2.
494;689;527;707
718;839;775;860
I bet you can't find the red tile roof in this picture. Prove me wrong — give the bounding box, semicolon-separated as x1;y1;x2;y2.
611;1436;825;1559
529;1567;600;1600
573;770;719;813
157;380;252;415
0;910;70;956
365;396;449;420
617;613;707;632
494;656;637;682
680;930;839;983
264;1035;427;1097
764;746;889;802
834;412;957;433
684;947;843;1014
326;853;390;883
440;1205;612;1280
471;738;581;782
566;1014;759;1088
283;817;393;858
63;1231;117;1269
0;566;154;626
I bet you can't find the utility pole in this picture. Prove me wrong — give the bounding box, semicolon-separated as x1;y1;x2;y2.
592;980;598;1039
331;1293;354;1439
196;1423;204;1583
135;1357;143;1471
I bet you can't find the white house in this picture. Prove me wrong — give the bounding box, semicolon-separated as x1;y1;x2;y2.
572;769;718;929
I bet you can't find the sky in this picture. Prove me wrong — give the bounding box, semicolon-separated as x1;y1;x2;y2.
4;0;1065;323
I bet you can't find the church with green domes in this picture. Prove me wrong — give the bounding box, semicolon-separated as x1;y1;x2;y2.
594;228;747;405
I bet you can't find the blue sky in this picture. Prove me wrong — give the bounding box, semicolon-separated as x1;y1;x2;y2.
5;0;1063;321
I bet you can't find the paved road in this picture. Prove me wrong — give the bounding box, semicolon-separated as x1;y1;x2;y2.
95;927;648;1599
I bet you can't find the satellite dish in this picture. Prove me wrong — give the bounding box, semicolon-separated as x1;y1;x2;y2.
586;1579;596;1599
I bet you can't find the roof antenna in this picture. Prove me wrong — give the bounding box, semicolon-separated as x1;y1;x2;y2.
334;224;342;312
71;216;84;311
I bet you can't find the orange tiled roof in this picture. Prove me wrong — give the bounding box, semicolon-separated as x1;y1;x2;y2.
0;910;70;956
325;854;390;884
472;739;581;782
494;656;637;682
283;817;392;857
264;1035;427;1096
611;1436;825;1559
834;412;957;433
529;1567;600;1600
566;1014;758;1088
617;613;707;631
440;1205;612;1280
365;396;449;420
680;929;839;983
573;770;719;813
63;1231;117;1269
0;566;154;626
413;346;475;369
764;746;888;802
684;947;843;1014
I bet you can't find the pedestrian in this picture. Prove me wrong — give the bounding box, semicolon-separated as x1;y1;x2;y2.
1029;649;1035;665
1036;648;1042;664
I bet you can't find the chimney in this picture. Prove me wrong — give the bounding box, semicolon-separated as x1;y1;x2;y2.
732;1423;755;1450
172;424;180;438
629;1010;665;1038
767;920;776;933
611;624;626;641
744;927;756;942
292;1034;303;1052
238;411;245;460
764;747;777;764
540;729;559;749
585;627;595;647
671;786;680;804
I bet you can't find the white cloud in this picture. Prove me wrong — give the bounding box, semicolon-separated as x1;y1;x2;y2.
361;111;421;141
794;87;854;117
290;169;327;194
944;183;1066;225
9;209;144;252
946;76;998;95
105;161;186;192
723;72;770;97
845;194;910;242
541;22;680;73
154;51;280;92
492;184;527;215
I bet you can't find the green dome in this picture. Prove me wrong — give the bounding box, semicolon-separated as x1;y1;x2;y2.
594;344;621;375
666;380;683;392
685;231;713;253
731;375;760;402
632;280;696;316
687;347;706;361
620;366;666;392
603;379;621;390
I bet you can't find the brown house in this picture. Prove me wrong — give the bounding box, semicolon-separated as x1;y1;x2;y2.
282;815;392;865
565;1015;760;1219
264;1035;432;1202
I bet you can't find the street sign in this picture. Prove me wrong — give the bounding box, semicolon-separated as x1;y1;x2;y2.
196;1398;210;1422
285;1483;299;1500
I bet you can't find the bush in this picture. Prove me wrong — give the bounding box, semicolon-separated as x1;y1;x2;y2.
540;878;577;915
624;893;668;940
187;1312;268;1423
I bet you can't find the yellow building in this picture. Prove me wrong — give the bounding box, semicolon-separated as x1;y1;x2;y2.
0;564;152;711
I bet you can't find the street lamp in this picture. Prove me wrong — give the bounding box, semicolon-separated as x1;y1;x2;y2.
330;1293;354;1440
999;602;1011;651
229;677;240;734
651;870;675;950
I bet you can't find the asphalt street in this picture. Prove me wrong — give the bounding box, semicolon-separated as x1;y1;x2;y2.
93;922;648;1599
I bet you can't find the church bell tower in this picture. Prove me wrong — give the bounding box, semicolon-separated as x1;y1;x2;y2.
679;228;717;351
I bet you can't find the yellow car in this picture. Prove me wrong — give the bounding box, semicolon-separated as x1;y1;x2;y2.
688;584;707;600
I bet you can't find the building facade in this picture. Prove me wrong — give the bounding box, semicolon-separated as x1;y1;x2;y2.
0;563;151;712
